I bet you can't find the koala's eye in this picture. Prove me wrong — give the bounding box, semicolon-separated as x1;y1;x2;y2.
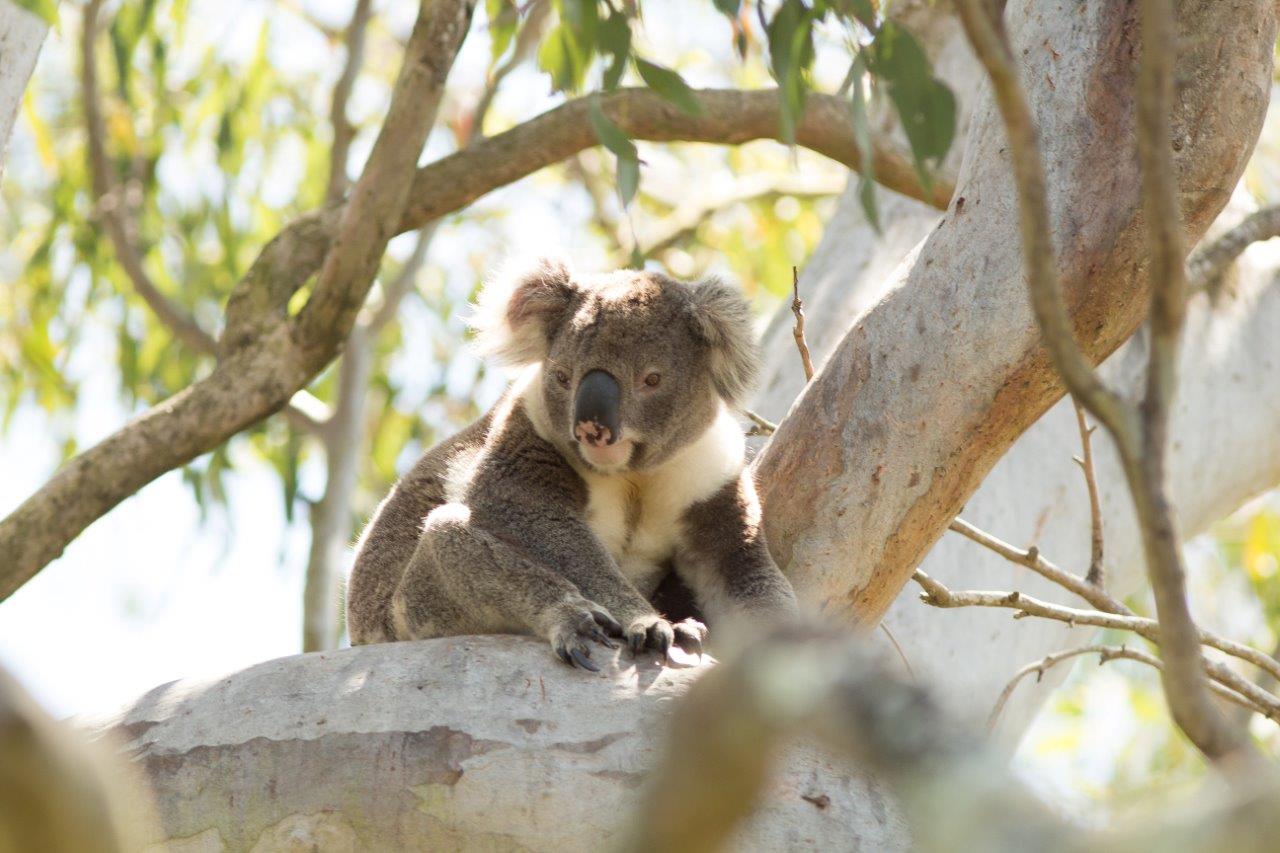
643;372;662;388
554;370;570;388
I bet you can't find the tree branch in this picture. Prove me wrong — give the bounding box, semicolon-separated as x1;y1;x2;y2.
399;88;955;233
911;570;1280;720
1072;400;1106;587
948;517;1128;615
987;644;1267;732
952;0;1133;443
1187;204;1280;295
325;0;374;204
80;0;217;358
1129;0;1248;761
295;0;472;355
81;0;329;437
0;0;474;598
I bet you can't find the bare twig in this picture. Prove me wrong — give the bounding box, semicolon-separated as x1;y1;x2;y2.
987;644;1266;731
470;0;550;142
741;408;778;437
1187;204;1280;296
790;266;815;382
326;0;374;204
948;517;1129;615
911;570;1280;720
1071;400;1105;587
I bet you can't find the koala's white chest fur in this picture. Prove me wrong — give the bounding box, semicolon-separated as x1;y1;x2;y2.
580;407;744;583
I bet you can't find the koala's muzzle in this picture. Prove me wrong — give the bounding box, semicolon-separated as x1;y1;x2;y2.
573;369;622;447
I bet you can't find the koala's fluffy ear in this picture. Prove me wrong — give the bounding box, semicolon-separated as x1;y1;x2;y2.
686;277;761;406
471;257;576;365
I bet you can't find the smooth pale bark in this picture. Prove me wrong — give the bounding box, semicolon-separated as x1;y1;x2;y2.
83;637;909;852
0;0;49;185
754;0;1275;628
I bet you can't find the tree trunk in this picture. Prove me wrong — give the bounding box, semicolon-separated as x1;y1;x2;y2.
753;0;1275;627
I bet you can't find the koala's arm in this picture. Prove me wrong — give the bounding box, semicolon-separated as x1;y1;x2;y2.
675;472;799;624
396;411;698;662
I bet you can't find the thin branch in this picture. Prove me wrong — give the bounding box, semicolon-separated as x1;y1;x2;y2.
469;0;550;142
987;644;1267;732
80;0;216;358
948;517;1129;615
616;174;844;263
326;0;374;204
1187;204;1280;296
1071;400;1105;588
790;266;815;382
952;0;1133;444
741;408;777;437
1132;0;1247;760
912;570;1280;692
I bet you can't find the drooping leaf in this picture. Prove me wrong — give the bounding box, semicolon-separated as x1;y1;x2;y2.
766;0;816;144
486;0;519;63
537;23;589;92
847;55;880;231
588;100;641;206
598;10;632;90
635;59;702;116
866;21;956;184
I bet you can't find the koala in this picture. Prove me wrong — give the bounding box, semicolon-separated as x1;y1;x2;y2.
346;258;798;670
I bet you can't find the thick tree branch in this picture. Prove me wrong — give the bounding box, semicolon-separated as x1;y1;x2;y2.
399;88;954;232
953;0;1132;442
295;0;471;352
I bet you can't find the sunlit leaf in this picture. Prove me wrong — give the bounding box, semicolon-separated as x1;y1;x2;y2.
635;59;702;116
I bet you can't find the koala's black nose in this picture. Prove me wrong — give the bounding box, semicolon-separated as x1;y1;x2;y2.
573;369;622;447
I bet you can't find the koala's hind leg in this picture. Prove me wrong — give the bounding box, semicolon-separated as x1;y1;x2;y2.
393;503;624;670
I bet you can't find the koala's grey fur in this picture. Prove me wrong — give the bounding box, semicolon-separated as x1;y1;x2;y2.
346;258;798;668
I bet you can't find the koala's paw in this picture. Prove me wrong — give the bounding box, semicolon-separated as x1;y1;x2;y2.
627;615;708;661
548;599;624;672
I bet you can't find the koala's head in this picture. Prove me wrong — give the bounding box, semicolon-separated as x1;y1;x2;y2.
472;258;759;473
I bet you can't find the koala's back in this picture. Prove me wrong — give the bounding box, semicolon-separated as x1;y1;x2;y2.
346;407;496;644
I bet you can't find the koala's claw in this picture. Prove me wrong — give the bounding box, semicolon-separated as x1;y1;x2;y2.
627;615;707;662
551;599;622;672
672;618;708;658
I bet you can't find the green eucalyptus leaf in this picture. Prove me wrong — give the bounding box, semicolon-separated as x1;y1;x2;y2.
635;59;702;116
598;11;632;90
588;100;641;206
537;23;589;92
